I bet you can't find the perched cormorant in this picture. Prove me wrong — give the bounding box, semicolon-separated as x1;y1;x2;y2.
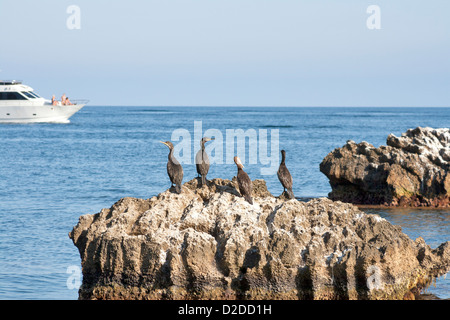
160;141;183;194
195;137;214;187
234;156;253;204
277;150;294;199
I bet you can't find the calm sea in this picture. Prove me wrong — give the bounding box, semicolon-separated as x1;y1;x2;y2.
0;106;449;300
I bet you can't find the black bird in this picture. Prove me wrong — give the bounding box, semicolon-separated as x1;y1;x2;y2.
277;150;295;199
195;137;214;187
160;141;183;194
234;156;253;204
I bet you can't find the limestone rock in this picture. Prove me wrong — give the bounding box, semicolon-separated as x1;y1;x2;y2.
69;177;449;300
320;127;450;207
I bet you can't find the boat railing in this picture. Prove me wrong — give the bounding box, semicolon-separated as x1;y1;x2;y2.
45;99;89;106
0;80;23;85
67;99;89;105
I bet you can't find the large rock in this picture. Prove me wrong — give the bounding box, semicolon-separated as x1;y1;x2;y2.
320;127;450;207
69;177;450;300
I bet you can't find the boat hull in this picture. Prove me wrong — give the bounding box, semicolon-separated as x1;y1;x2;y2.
0;104;85;123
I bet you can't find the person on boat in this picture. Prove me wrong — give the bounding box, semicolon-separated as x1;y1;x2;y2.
51;95;58;106
61;94;66;105
65;97;73;105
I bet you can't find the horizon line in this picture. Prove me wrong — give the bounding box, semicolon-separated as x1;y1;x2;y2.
84;105;450;108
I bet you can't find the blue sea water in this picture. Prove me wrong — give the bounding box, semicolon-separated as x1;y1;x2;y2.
0;106;449;300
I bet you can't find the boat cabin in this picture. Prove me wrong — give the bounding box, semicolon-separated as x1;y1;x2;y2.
0;80;42;101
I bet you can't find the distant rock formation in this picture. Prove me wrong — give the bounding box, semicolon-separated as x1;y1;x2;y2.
320;127;450;207
69;177;450;300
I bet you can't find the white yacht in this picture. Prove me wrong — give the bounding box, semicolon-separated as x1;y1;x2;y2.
0;80;87;123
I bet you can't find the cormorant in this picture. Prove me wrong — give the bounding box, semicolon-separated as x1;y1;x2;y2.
195;137;214;187
234;156;253;204
277;150;295;199
160;141;183;194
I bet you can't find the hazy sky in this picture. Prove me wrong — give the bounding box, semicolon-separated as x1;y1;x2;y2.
1;0;449;106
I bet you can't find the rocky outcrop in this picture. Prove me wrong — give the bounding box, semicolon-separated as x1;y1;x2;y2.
69;177;450;300
320;127;450;207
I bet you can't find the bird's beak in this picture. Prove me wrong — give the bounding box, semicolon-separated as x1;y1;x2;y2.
159;141;168;147
206;137;215;141
236;157;244;168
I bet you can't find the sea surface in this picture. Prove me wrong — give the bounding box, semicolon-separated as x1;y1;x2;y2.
0;106;449;300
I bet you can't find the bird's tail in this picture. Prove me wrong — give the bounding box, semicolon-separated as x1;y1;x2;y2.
175;184;182;194
201;175;206;187
244;194;253;205
287;188;295;199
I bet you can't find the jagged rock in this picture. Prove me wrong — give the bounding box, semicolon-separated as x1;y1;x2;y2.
320;127;450;207
69;178;450;300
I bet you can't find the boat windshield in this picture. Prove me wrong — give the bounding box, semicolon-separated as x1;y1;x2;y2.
29;91;41;98
21;92;36;99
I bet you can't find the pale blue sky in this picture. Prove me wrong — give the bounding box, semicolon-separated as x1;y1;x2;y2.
0;0;449;106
